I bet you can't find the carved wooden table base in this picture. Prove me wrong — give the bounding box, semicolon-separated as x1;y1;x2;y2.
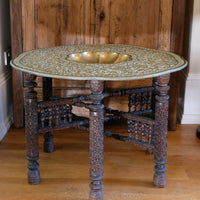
24;73;170;200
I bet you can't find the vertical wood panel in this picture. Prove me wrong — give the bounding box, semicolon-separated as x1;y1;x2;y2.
10;0;24;128
168;0;187;130
22;0;36;51
178;0;193;122
97;0;110;44
98;0;160;89
107;0;160;48
158;0;173;51
84;0;96;44
34;0;92;98
170;0;186;55
35;0;92;48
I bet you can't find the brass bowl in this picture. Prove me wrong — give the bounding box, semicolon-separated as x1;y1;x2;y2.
66;51;132;64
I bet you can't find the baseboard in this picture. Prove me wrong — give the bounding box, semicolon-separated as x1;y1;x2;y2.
181;73;200;124
181;75;200;123
0;68;13;141
0;68;12;86
0;114;13;141
181;114;200;124
187;73;200;80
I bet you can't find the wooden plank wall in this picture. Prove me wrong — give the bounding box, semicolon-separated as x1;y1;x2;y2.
10;0;24;127
33;0;166;93
11;0;186;128
169;0;186;130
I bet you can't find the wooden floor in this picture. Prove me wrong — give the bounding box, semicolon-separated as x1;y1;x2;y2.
0;124;200;200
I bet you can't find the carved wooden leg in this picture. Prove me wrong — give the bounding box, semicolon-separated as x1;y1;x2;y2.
89;80;104;200
43;77;54;153
24;73;40;185
153;74;170;188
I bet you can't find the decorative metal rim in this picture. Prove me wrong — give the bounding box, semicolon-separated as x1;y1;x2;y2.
11;44;187;81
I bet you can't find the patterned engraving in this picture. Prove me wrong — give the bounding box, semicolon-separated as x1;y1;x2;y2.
11;44;186;80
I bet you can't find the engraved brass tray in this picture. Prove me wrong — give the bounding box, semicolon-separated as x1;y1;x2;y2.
11;44;187;80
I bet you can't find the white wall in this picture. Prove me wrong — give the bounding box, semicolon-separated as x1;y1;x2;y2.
181;0;200;124
0;0;13;140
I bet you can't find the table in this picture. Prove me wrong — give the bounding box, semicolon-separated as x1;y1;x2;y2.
11;44;187;200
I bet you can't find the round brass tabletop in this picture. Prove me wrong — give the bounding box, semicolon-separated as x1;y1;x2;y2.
11;44;187;80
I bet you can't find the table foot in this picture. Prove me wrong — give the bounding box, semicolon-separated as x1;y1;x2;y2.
153;163;166;187
89;181;103;200
27;160;40;184
44;132;54;153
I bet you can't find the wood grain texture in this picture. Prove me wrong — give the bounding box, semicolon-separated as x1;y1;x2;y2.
105;0;160;47
22;0;35;51
1;124;200;199
35;0;89;48
10;0;24;128
157;0;173;51
34;0;93;101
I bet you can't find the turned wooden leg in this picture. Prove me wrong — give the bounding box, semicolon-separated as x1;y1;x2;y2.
43;77;54;153
89;80;104;200
196;126;200;138
43;77;52;100
44;132;54;153
24;73;40;185
153;74;170;188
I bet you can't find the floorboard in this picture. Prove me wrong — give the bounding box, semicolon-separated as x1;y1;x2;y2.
0;124;200;200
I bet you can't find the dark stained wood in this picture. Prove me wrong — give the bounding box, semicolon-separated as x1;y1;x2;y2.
24;73;40;184
153;74;170;187
179;0;194;124
168;0;187;130
10;0;24;128
22;70;172;198
89;80;104;200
